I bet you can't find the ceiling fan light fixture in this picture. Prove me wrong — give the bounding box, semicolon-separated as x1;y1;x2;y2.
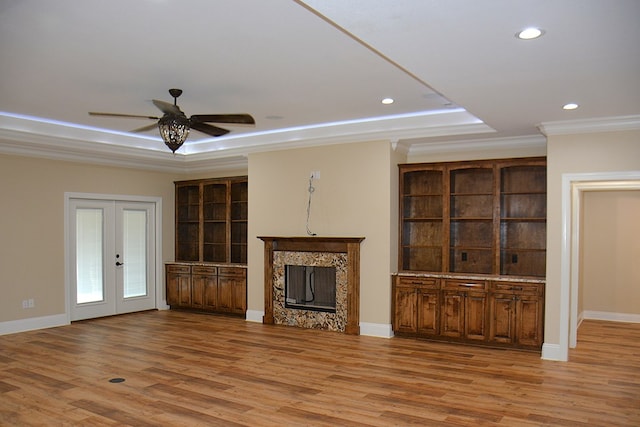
158;114;190;153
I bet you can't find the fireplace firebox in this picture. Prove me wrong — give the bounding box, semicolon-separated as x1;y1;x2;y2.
285;265;336;313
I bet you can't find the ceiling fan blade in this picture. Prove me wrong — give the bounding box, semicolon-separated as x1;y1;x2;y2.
130;123;159;133
190;121;230;137
152;99;182;115
89;112;159;120
190;114;255;125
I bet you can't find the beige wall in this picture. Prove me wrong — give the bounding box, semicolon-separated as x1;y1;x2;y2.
247;140;405;326
581;190;640;315
3;128;638;351
546;129;640;346
0;154;180;322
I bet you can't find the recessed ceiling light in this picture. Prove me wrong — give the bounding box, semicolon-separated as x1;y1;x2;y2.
381;98;394;105
516;27;544;40
563;103;579;110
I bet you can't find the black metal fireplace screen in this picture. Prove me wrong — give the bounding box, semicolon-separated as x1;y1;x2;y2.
284;265;336;313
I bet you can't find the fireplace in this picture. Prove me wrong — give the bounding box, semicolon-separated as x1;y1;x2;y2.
258;236;364;334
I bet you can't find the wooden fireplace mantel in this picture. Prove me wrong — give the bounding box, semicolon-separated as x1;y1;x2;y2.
258;236;365;335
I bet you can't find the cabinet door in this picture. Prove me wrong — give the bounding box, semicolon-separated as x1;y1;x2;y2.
166;265;190;307
178;275;192;306
441;291;464;338
191;274;205;309
217;275;245;313
516;295;544;347
394;285;418;333
192;266;217;311
231;278;247;314
217;268;247;314
166;272;180;306
217;275;233;312
464;291;488;341
417;289;439;335
490;293;516;344
203;275;218;311
192;272;218;310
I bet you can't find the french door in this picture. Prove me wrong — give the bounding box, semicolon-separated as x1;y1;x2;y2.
69;198;156;321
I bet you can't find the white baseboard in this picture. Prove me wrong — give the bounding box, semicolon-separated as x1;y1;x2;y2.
245;310;264;323
360;322;393;338
583;310;640;323
541;343;566;361
0;313;69;336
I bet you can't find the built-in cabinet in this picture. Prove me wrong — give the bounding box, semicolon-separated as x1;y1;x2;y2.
166;264;247;315
169;176;248;316
392;274;544;350
394;157;546;350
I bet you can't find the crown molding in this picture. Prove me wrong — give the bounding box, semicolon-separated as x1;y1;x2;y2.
408;134;546;156
182;109;492;155
538;115;640;136
1;109;492;173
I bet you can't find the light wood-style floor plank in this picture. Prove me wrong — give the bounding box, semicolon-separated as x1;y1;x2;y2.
1;310;639;426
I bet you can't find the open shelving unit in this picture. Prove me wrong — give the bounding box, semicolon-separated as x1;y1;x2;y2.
399;158;546;277
175;176;248;264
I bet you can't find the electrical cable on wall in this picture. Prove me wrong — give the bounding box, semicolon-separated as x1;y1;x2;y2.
306;174;317;236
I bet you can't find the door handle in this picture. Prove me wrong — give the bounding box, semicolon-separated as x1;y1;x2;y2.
116;261;124;266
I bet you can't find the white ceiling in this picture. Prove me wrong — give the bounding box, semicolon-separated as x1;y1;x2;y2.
1;0;639;170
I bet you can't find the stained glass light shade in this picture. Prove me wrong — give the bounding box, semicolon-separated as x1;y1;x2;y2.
158;114;190;153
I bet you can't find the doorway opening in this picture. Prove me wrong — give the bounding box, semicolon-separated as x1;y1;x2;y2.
560;173;640;361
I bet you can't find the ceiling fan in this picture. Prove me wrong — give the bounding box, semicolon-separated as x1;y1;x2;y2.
89;88;255;152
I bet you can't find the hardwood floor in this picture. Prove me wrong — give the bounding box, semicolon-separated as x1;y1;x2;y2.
1;311;638;426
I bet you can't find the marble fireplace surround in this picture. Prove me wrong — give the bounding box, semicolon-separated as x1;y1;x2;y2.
258;236;364;335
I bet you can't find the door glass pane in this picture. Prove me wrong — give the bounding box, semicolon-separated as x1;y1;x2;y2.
76;208;104;304
123;209;147;298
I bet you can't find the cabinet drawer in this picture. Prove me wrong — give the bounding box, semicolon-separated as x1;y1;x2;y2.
397;277;439;289
218;267;247;277
491;282;542;295
166;264;190;274
443;279;487;291
192;266;217;275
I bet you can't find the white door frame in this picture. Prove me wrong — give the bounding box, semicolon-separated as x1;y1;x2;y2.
64;192;165;323
557;172;640;361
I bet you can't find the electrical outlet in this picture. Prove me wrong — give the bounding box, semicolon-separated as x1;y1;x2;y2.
22;299;28;309
22;299;34;309
310;170;320;179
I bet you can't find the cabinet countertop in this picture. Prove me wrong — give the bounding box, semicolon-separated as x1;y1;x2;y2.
394;271;545;284
166;262;248;269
